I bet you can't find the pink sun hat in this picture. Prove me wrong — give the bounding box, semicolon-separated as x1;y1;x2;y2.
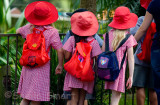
71;11;99;36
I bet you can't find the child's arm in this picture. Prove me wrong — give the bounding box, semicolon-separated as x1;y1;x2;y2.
16;28;20;34
55;48;64;75
126;46;134;89
63;49;72;61
134;12;153;41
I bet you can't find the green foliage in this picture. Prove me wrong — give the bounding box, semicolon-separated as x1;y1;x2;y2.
54;20;71;34
0;0;3;25
70;0;80;11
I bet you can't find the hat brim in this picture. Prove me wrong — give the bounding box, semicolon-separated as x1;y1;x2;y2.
25;1;58;25
109;13;138;30
71;12;99;36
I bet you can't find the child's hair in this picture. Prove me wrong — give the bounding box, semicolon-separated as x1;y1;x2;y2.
30;24;35;32
30;24;56;32
71;31;88;46
112;29;127;51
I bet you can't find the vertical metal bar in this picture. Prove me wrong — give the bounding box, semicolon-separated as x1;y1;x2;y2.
147;89;149;105
14;36;18;105
56;75;60;105
109;90;111;105
132;87;135;105
124;69;127;105
5;36;10;105
49;48;52;105
100;81;103;105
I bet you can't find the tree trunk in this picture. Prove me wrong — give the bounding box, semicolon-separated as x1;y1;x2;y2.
80;0;96;15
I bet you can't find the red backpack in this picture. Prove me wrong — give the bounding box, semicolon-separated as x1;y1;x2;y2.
64;40;95;82
19;28;50;67
137;22;156;63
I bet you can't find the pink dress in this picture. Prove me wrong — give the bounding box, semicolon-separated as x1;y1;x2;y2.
104;29;137;93
17;24;63;101
63;36;102;94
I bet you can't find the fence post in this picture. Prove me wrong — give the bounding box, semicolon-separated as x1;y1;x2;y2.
1;65;12;105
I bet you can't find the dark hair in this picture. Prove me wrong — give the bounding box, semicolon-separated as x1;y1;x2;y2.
70;30;88;46
66;8;88;17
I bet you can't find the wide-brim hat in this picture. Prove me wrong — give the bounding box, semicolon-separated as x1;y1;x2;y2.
140;0;152;10
71;11;99;36
66;8;88;17
109;6;138;30
25;1;58;25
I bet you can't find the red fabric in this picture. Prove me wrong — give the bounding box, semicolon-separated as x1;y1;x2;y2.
71;11;99;36
140;0;152;10
25;1;58;25
108;6;138;29
20;28;50;67
137;22;156;63
64;40;95;82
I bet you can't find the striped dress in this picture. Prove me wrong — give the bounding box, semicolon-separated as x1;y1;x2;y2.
63;36;102;94
17;24;62;101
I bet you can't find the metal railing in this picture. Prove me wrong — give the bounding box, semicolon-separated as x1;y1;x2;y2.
0;33;150;105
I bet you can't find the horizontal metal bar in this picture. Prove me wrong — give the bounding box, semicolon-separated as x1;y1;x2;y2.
0;34;21;37
0;33;103;37
0;33;66;37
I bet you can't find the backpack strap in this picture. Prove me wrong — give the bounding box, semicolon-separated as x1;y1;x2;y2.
116;33;131;70
115;33;131;51
88;39;95;44
119;47;127;70
105;33;109;52
105;33;131;70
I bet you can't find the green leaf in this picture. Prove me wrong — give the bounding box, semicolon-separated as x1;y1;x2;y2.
15;11;25;29
0;0;3;24
4;0;12;28
0;57;7;64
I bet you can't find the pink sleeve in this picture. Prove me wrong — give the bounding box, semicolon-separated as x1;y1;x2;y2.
18;24;32;39
126;35;137;48
91;40;102;57
49;29;63;50
63;36;74;52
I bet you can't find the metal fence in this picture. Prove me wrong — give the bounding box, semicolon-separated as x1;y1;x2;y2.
0;33;150;105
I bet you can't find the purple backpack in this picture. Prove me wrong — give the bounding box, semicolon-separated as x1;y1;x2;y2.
97;33;131;81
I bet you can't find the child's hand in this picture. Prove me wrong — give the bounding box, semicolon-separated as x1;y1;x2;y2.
55;65;63;75
126;76;133;89
16;28;20;34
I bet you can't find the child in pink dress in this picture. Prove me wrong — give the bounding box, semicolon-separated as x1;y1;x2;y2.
102;6;138;105
16;1;63;105
63;11;102;105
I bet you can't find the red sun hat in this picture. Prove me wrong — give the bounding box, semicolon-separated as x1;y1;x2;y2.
24;1;58;25
140;0;152;10
71;11;99;36
109;6;138;30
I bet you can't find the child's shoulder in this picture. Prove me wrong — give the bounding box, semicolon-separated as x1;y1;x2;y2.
43;25;57;32
124;33;137;48
103;29;114;39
